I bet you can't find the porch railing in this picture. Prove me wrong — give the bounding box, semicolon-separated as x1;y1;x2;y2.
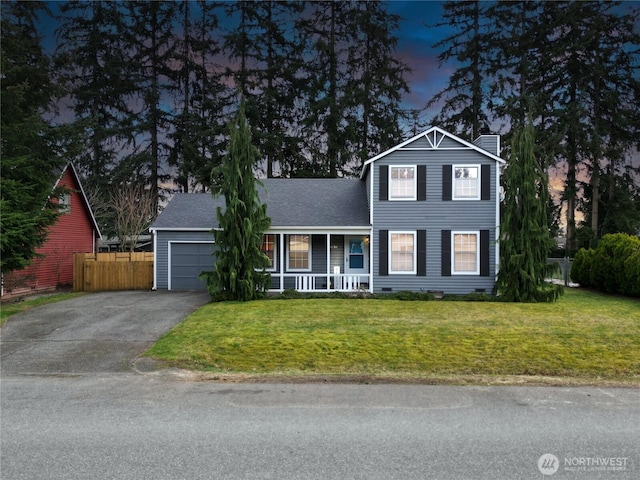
274;273;371;293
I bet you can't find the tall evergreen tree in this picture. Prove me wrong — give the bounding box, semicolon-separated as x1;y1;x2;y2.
576;2;639;241
432;0;640;253
427;0;489;140
347;1;410;171
298;1;409;177
223;1;306;178
484;1;547;130
169;1;228;192
203;103;271;301
55;1;132;183
169;0;198;194
192;1;233;191
299;1;360;177
497;120;561;302
124;0;178;211
55;1;133;236
0;1;63;273
538;1;640;249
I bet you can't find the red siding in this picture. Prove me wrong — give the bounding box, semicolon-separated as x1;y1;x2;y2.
4;167;96;294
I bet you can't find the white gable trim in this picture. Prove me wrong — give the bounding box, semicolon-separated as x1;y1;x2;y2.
360;126;505;179
54;162;103;240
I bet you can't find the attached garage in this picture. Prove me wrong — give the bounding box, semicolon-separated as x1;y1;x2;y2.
169;242;215;290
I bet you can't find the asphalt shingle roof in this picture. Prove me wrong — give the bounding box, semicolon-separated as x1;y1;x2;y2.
151;178;370;230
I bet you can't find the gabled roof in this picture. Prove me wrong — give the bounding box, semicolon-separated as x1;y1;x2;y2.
360;126;505;179
150;178;370;231
55;162;103;239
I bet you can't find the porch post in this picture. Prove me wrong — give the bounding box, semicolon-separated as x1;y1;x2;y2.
279;233;285;292
369;229;374;293
326;233;331;291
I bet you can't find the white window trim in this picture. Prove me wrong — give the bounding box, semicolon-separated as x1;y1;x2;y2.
287;234;312;272
60;192;71;213
451;231;480;275
389;165;417;201
263;234;277;272
389;230;417;274
452;164;481;200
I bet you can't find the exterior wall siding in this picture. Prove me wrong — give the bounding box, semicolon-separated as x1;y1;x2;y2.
4;169;96;293
311;235;327;272
330;235;345;274
473;135;500;156
371;148;497;295
365;173;371;211
157;232;340;291
154;230;213;289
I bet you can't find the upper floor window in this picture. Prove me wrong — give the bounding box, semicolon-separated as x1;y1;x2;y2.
59;193;71;214
262;234;276;270
389;166;416;200
453;165;480;200
288;234;311;271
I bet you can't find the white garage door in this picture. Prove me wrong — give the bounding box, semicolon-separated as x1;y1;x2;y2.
170;243;216;290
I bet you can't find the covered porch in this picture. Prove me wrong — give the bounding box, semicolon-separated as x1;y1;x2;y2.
266;229;372;293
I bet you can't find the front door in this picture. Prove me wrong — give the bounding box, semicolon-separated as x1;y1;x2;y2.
345;236;369;275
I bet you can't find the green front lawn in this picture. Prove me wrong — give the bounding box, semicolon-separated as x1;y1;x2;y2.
146;289;640;383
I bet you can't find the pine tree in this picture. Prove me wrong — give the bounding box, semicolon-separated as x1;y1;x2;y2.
427;0;490;140
298;1;409;177
575;2;640;242
169;1;228;192
55;1;133;236
497;119;562;302
55;1;132;182
538;1;640;249
484;1;547;130
124;1;178;211
223;1;306;178
191;1;233;192
0;1;63;273
203;102;271;301
347;1;410;171
299;1;360;177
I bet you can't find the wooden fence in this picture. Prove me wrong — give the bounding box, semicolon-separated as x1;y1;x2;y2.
73;252;153;292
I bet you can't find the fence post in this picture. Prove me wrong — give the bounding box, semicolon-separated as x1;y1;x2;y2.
73;253;85;292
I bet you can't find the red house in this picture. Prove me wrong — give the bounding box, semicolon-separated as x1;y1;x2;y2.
2;163;102;297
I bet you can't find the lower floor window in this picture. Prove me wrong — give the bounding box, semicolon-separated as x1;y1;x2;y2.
288;234;310;270
390;232;415;273
262;234;276;270
453;232;479;274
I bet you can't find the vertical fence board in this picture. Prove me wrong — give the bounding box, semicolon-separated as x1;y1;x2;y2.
73;253;85;292
74;252;153;292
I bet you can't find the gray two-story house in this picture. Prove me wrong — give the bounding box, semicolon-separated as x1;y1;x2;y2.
150;126;505;295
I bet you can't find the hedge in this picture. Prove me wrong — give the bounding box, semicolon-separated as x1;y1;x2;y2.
570;233;640;297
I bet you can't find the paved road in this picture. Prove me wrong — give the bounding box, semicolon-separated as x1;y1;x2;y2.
0;291;210;374
1;376;638;480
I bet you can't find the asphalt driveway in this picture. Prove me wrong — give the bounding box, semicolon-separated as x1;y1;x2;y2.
0;291;210;375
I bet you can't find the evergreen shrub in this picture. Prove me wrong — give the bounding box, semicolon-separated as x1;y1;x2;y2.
570;233;640;297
